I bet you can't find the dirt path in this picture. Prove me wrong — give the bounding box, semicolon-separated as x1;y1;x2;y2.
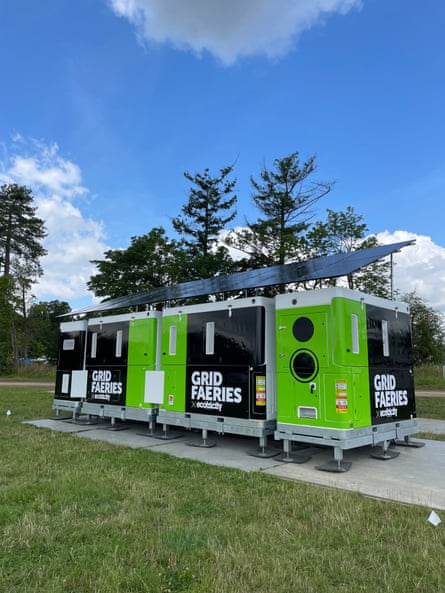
0;381;54;387
416;390;445;398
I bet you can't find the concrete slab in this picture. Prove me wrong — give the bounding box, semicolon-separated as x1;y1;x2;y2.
24;417;445;510
417;418;445;434
142;431;284;471
263;440;445;510
24;418;104;434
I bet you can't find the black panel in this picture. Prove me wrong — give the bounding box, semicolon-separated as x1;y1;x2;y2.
186;307;265;366
57;330;85;370
86;322;129;367
63;240;414;316
87;367;127;405
366;307;413;367
369;367;416;425
366;305;416;424
186;366;250;418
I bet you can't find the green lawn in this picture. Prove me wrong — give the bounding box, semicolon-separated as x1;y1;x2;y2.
415;396;445;420
0;387;444;593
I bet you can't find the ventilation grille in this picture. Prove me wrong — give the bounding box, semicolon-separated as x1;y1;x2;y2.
298;406;317;420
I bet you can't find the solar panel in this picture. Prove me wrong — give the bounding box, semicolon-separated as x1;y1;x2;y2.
63;239;414;316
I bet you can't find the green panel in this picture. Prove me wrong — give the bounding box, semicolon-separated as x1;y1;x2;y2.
276;298;372;429
160;314;187;365
331;297;368;368
276;307;328;426
125;318;160;408
321;372;370;428
277;308;329;372
126;365;152;408
162;368;187;413
159;314;188;412
128;318;158;366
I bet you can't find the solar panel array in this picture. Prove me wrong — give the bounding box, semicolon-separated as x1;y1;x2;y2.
64;239;414;316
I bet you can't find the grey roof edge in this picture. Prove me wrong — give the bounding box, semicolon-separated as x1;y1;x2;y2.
61;239;415;317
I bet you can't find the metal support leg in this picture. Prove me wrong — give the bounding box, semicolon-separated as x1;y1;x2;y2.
248;435;281;458
316;446;352;472
143;423;185;440
107;416;129;431
187;428;216;448
73;413;98;425
370;439;400;460
276;439;312;464
395;435;425;448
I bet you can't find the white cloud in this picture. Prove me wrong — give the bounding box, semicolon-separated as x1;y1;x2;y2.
7;140;87;198
1;137;109;307
108;0;362;64
377;230;445;314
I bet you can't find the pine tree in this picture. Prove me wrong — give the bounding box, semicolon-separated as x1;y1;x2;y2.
226;152;332;271
172;165;237;281
0;184;47;277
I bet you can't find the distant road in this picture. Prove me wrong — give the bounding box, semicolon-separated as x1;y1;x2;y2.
416;390;445;398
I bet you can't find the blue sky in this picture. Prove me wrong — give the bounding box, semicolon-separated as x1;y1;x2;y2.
0;0;444;311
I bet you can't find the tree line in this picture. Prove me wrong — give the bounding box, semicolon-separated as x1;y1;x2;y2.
1;151;444;372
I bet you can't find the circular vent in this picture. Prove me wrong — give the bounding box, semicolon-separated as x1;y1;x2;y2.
292;317;314;342
290;349;319;382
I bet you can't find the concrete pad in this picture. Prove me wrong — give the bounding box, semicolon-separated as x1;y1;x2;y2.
75;427;163;449
24;418;103;434
75;424;283;470
263;439;445;510
416;418;445;434
145;431;283;471
24;417;445;510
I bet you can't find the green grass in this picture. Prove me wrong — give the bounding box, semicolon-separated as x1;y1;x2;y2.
415;364;445;389
415;397;445;420
0;387;444;593
1;363;56;381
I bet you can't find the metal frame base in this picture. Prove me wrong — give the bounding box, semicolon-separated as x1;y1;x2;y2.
275;418;419;471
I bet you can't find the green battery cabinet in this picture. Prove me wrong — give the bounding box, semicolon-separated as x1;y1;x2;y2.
79;310;162;425
274;287;418;470
156;297;277;451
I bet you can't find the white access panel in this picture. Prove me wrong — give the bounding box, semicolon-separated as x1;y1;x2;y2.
144;370;165;404
61;373;70;394
71;370;88;398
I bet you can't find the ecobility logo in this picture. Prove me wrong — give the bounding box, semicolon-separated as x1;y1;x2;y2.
188;370;243;413
89;369;123;401
372;373;409;419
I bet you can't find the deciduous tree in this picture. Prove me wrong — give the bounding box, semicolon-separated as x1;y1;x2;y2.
402;292;445;365
304;206;391;296
88;227;184;300
28;300;71;363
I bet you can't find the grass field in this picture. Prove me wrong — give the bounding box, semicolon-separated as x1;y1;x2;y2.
0;387;444;593
415;396;445;420
414;364;445;389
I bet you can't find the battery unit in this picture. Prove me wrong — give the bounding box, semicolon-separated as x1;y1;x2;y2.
81;310;162;424
156;296;277;449
274;287;418;470
53;320;88;418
